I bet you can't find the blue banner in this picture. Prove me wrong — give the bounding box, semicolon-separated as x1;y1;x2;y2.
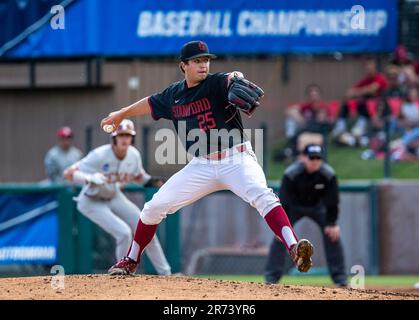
0;0;58;47
0;193;58;265
4;0;398;58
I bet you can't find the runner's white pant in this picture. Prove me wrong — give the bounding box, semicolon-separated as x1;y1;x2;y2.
76;190;171;275
141;141;280;225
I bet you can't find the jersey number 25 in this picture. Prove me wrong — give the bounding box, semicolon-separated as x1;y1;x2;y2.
197;112;216;131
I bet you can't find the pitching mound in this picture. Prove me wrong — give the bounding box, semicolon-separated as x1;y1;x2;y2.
0;275;417;300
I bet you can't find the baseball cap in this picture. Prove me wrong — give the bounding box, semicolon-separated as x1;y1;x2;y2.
180;41;217;62
57;126;73;138
112;119;136;137
303;144;323;158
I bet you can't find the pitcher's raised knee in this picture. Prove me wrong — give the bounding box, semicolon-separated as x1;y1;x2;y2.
250;188;280;217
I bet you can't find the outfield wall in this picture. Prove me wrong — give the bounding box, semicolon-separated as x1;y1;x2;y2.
0;181;417;275
377;181;419;274
180;186;376;275
180;182;419;275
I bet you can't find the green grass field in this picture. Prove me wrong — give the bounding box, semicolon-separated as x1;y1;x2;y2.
267;144;419;181
197;274;419;288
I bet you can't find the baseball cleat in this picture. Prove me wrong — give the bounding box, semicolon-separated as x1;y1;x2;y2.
108;257;138;276
290;239;314;273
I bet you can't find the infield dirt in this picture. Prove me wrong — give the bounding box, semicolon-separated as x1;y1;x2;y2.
0;274;418;300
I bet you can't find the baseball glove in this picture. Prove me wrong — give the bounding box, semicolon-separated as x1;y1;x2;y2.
144;176;166;188
227;76;264;116
84;183;117;200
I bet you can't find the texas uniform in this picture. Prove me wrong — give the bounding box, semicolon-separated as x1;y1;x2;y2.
74;144;172;275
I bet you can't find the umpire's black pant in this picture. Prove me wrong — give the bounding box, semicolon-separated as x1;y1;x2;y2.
264;205;347;285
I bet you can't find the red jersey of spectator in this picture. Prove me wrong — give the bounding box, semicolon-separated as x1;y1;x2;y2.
299;101;329;121
414;61;419;76
353;72;388;97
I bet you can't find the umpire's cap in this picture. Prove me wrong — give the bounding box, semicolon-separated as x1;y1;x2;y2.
303;144;324;158
180;41;217;62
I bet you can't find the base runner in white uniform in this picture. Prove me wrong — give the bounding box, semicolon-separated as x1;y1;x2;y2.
63;120;172;275
101;41;314;276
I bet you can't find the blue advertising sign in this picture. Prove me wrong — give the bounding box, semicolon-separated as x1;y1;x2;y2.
0;193;58;265
4;0;398;58
0;0;58;47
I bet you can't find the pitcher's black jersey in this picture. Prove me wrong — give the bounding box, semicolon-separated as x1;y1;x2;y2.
148;73;246;156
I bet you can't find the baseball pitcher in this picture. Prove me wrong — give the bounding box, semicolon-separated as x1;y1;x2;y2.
63;120;172;275
101;41;314;276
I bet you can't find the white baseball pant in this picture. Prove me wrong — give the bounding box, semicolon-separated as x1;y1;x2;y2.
140;141;280;225
76;190;171;275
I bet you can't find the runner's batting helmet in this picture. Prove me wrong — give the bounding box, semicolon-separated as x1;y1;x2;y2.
112;119;136;136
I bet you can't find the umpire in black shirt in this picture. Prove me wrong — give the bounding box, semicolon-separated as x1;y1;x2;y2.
265;144;347;286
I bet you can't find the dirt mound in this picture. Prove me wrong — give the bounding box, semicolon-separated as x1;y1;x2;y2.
0;275;417;300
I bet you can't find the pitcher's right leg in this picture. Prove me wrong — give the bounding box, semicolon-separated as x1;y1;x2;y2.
109;192;172;275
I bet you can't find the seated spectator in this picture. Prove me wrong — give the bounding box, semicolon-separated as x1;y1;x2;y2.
279;84;331;160
285;84;331;139
384;54;414;136
384;64;406;98
390;88;419;161
388;45;418;91
332;57;389;146
391;133;419;161
414;60;419;83
398;87;419;133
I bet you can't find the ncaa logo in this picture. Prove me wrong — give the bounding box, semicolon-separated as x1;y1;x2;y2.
102;163;110;172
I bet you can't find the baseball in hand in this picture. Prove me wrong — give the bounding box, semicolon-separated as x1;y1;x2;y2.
103;124;115;133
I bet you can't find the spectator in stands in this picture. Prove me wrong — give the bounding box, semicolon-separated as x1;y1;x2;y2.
44;126;83;183
361;83;417;161
278;84;331;160
398;87;419;133
391;132;419;162
414;60;419;84
388;45;418;92
383;53;414;138
285;84;331;139
390;88;419;161
332;57;389;146
384;64;406;98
